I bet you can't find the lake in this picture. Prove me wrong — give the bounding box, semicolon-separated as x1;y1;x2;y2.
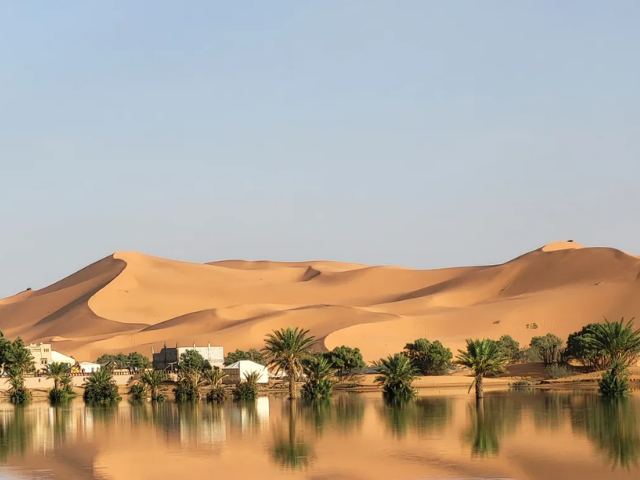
0;391;638;480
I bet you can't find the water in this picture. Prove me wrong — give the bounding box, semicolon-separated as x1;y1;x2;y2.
0;391;638;480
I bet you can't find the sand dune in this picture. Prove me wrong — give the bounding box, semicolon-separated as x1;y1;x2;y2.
1;242;639;362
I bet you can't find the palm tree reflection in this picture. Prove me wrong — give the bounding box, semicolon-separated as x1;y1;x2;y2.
270;401;314;470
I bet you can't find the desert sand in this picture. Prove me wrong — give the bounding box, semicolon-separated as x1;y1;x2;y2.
1;241;640;362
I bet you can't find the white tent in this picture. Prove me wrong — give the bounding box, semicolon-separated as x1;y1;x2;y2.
51;351;75;366
79;362;101;373
223;360;269;384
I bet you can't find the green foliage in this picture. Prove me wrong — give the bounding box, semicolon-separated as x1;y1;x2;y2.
96;352;151;371
83;369;122;405
174;368;204;402
140;370;166;401
263;327;317;399
129;383;146;401
509;380;534;390
301;356;334;400
6;368;31;405
496;335;522;363
206;386;227;403
456;339;508;399
179;350;211;371
403;338;452;375
546;364;574;379
599;363;631;397
321;345;365;382
48;388;70;405
565;323;604;369
233;372;260;401
4;338;35;374
45;362;72;391
584;317;640;369
375;354;418;400
529;333;564;365
225;348;266;365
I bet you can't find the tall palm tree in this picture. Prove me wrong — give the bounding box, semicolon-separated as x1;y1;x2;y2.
263;327;317;399
140;370;167;401
374;354;418;400
585;317;640;368
83;368;121;405
4;343;35;375
45;362;71;391
456;339;508;399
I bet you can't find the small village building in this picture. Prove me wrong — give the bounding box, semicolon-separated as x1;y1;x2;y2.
152;343;224;370
27;343;52;370
223;360;269;385
79;362;101;373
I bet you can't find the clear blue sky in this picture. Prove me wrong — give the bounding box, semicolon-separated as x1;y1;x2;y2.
1;1;639;298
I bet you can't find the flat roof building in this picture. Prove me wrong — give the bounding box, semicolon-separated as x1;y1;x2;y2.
152;343;224;371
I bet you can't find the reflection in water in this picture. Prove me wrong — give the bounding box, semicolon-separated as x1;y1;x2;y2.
270;402;314;470
0;392;638;479
378;397;452;439
463;396;522;458
572;396;640;469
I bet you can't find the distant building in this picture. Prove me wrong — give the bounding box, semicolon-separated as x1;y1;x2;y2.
79;362;101;373
223;360;269;385
51;351;76;366
27;343;52;371
152;343;224;370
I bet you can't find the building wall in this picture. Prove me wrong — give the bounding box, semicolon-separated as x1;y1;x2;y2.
153;346;224;370
27;343;53;371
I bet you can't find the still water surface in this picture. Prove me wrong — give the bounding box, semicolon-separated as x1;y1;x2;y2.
0;391;639;480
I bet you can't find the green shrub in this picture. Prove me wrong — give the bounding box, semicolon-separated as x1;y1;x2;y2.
206;387;227;403
225;348;266;365
301;378;333;400
48;388;70;405
174;381;200;402
233;382;259;401
301;356;334;400
322;346;366;382
83;369;122;405
9;387;32;405
529;334;564;365
375;354;418;400
546;364;574;379
403;339;452;375
129;383;146;401
599;363;630;397
496;335;523;363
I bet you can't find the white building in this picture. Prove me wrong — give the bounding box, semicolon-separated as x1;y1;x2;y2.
79;362;101;373
51;351;75;366
223;360;269;385
153;343;224;370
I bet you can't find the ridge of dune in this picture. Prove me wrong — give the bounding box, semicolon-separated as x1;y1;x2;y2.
2;241;640;362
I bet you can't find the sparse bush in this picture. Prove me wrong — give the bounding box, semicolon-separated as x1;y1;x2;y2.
546;364;574;379
529;334;564;365
509;380;534;390
48;388;70;405
225;348;266;365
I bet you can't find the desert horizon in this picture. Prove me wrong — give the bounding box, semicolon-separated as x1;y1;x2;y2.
2;240;639;364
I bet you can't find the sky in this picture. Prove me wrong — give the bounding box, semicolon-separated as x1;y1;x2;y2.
1;1;639;298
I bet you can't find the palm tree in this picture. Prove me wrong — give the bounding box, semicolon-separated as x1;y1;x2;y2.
374;354;418;400
45;362;71;391
6;368;32;405
203;368;226;389
585;317;640;368
301;356;334;400
456;339;508;400
4;342;34;375
140;370;167;401
263;327;317;399
83;368;121;405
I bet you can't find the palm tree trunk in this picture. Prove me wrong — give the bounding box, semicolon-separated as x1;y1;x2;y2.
151;388;157;401
475;375;484;399
288;367;296;399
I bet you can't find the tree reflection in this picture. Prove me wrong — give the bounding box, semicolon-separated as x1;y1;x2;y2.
378;396;452;439
571;397;640;470
463;396;521;457
270;402;314;470
0;407;33;462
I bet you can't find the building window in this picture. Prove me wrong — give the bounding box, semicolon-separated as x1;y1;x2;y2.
41;359;48;365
